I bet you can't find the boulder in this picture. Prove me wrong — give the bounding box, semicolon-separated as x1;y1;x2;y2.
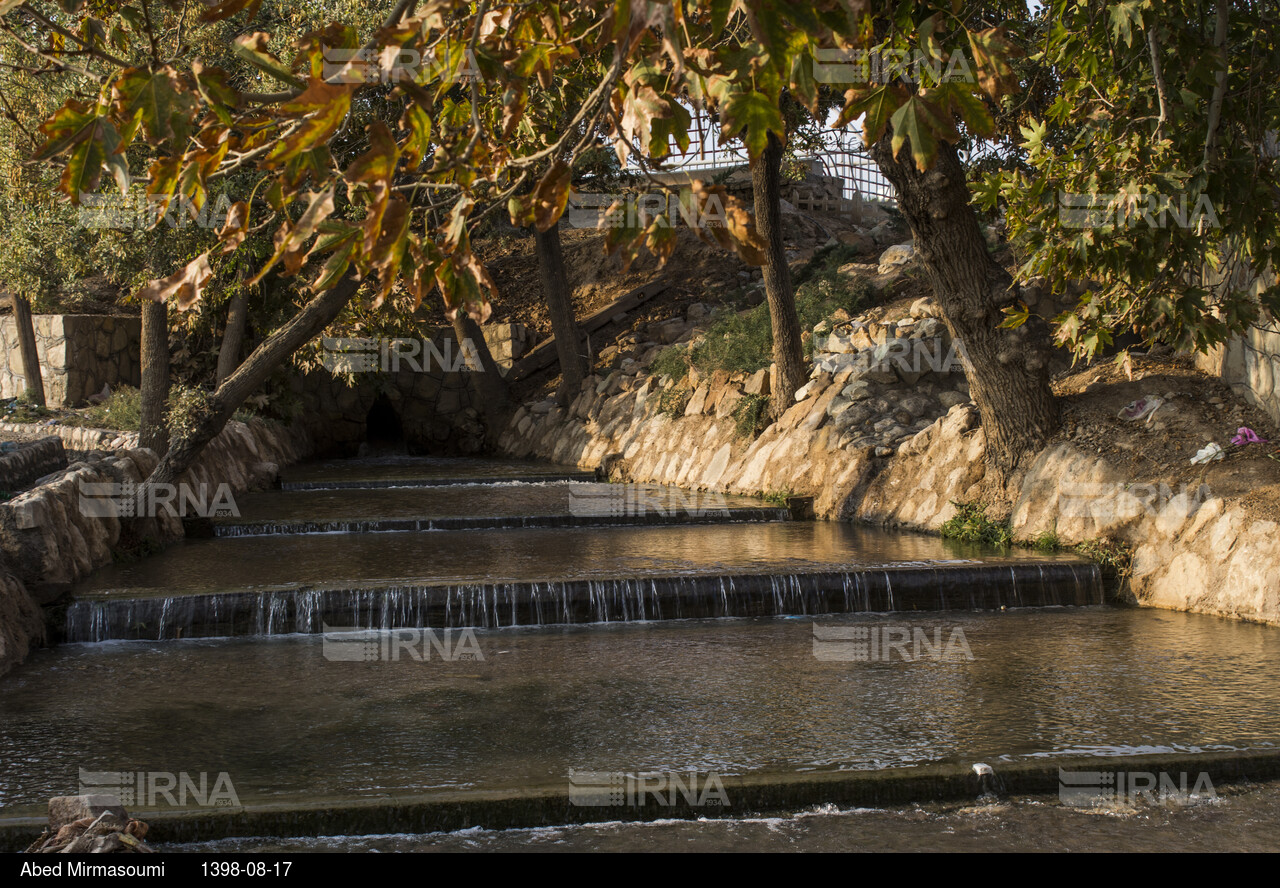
877;242;915;274
744;369;770;397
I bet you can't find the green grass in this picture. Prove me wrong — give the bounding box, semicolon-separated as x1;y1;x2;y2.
791;242;864;287
649;250;878;385
650;343;693;383
1026;527;1062;552
940;501;1013;548
62;385;143;431
760;488;795;507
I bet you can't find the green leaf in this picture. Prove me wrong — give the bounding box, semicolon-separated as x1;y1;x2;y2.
719;90;784;160
835;85;904;146
943;83;994;138
1109;1;1144;48
889;96;955;172
112;67;196;147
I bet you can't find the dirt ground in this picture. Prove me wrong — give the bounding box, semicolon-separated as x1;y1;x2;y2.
1049;354;1280;522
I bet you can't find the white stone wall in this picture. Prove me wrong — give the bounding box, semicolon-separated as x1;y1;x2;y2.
1198;321;1280;427
0;314;141;407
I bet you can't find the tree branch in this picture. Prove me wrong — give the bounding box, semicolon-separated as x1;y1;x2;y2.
1202;0;1230;167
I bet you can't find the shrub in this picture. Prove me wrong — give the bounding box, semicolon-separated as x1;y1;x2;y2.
66;385;143;431
732;392;771;439
681;270;875;379
650;342;692;385
165;385;213;440
1028;528;1062;552
940;501;1012;548
2;392;55;424
760;488;795;507
657;383;691;419
1074;538;1133;579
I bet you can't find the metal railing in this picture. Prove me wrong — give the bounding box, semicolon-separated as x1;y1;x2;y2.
647;112;897;205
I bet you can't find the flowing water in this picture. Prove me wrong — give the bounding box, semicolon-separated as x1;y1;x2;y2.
3;454;1277;850
3;609;1279;816
159;785;1280;853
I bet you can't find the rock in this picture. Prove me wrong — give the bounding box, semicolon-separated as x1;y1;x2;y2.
877;242;915;274
48;796;128;832
795;378;824;401
909;297;938;319
898;394;933;419
836;230;874;251
744;368;770;396
685;384;711;416
842;379;873;402
868;220;900;245
656;319;689;344
875;445;894;457
715;387;744;419
248;461;279;490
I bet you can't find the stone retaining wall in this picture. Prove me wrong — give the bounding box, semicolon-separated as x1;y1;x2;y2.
0;421;138;452
500;317;1280;627
1198;320;1280;427
291;329;491;456
0;314;141;407
0;437;68;494
0;419;311;598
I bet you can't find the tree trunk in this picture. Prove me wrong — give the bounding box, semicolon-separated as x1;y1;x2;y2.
534;220;588;403
138;299;170;454
11;294;45;407
216;291;250;386
870;135;1059;478
450;311;510;442
750;130;807;417
146;272;363;488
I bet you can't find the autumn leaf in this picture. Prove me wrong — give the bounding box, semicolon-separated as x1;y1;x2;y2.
139;252;214;311
217;201;250;255
265;78;353;166
233;32;305;90
368;196;410;307
199;0;264;22
531;160;571;231
967;27;1022;100
250;186;336;284
836;85;907;146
